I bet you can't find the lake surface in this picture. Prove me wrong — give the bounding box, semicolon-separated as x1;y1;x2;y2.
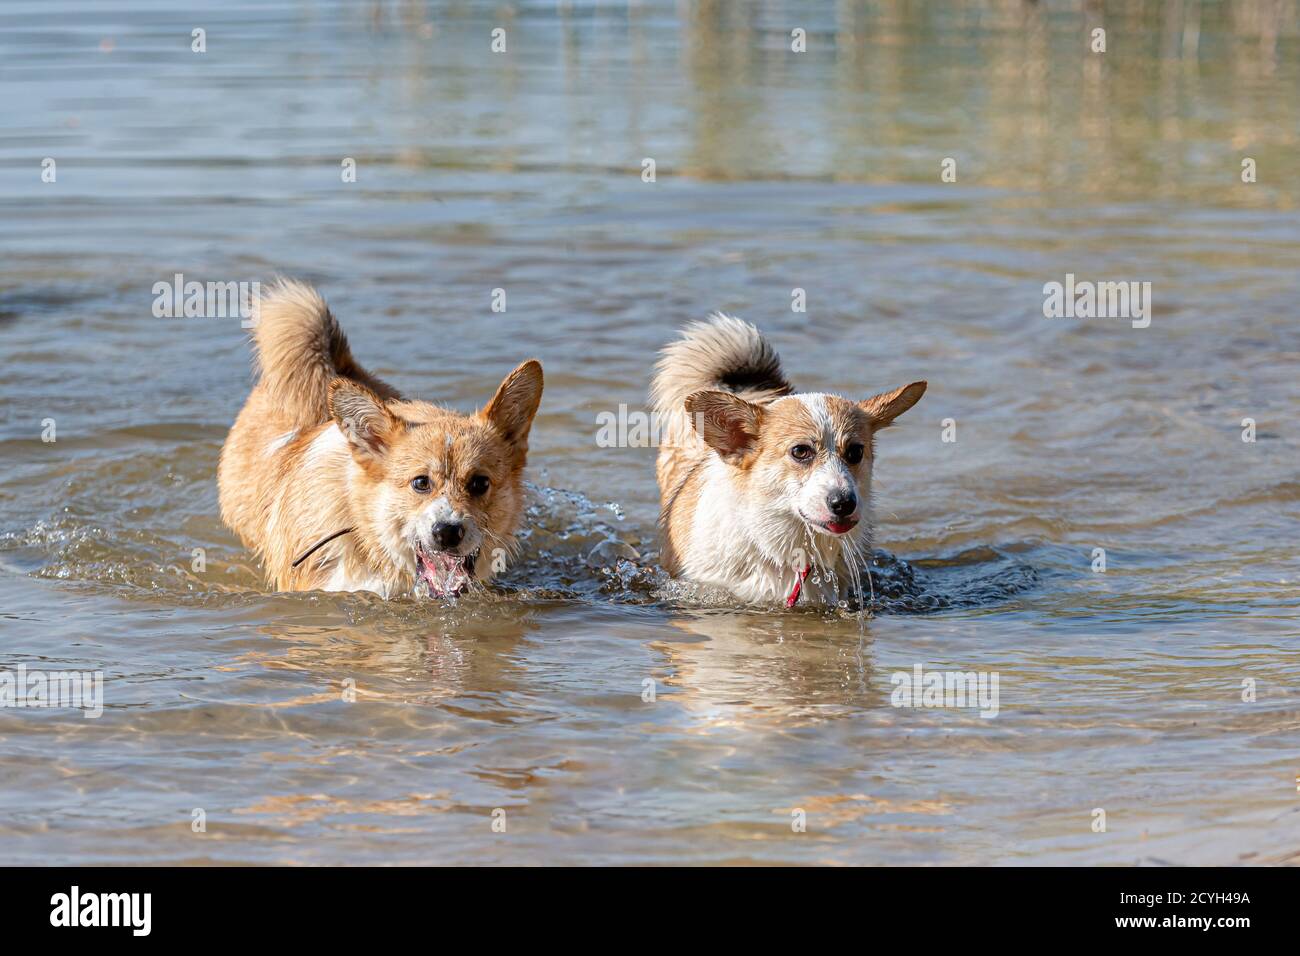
1;0;1298;865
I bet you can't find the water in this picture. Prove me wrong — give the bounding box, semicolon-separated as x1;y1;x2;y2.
1;0;1298;865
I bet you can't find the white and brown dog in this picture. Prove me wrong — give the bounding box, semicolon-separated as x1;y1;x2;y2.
218;280;543;598
652;315;925;607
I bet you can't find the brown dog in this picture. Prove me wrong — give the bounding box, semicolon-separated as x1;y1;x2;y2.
652;314;924;606
218;280;543;598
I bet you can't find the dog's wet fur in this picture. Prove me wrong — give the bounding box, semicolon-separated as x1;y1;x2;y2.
652;315;925;606
218;280;542;598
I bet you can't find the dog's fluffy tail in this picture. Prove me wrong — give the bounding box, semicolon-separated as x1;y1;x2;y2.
250;279;396;427
651;313;793;416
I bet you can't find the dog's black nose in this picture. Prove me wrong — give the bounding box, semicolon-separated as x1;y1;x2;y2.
431;522;464;550
827;489;857;518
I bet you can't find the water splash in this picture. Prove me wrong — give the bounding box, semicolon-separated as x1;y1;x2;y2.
499;485;1039;614
1;479;1039;614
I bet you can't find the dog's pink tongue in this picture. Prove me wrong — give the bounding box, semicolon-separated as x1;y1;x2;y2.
418;551;470;597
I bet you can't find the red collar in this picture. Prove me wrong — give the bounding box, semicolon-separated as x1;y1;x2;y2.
786;565;811;608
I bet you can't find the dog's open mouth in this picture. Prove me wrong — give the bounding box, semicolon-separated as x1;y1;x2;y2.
800;511;859;536
415;548;477;598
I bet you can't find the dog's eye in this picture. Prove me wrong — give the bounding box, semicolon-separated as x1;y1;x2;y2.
410;475;432;494
467;475;490;497
789;444;815;463
844;443;865;465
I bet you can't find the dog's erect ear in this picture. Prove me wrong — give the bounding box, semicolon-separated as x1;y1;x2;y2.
685;390;763;464
329;378;399;466
860;381;927;429
482;359;544;449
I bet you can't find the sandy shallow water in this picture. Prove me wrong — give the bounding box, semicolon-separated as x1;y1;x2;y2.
0;1;1297;864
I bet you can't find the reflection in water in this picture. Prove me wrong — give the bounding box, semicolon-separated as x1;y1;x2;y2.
240;602;540;714
654;610;878;728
